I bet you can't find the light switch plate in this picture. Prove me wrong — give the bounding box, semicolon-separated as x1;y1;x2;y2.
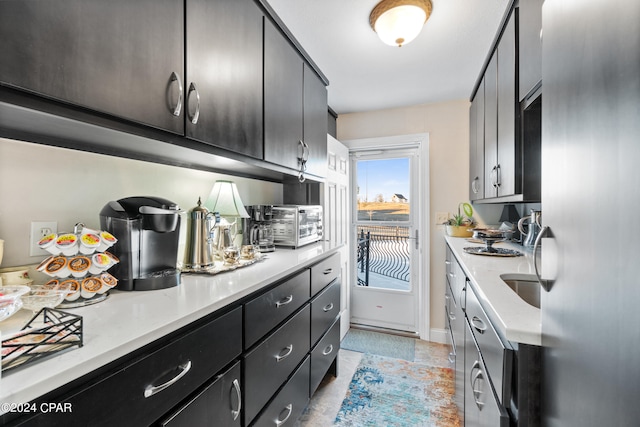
29;221;58;257
435;212;449;225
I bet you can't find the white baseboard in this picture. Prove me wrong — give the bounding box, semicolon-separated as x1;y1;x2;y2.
428;328;448;344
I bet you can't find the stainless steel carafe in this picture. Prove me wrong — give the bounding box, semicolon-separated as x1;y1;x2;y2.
518;209;542;247
184;198;216;270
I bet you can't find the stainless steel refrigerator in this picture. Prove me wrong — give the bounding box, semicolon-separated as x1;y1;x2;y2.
541;0;640;425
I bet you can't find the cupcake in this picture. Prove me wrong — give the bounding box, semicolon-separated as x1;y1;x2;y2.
59;279;80;301
68;256;91;278
89;253;112;274
38;233;60;255
44;256;70;278
81;277;102;299
55;234;79;257
97;231;117;252
79;233;101;255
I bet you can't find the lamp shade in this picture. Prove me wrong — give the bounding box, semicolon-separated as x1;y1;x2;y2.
370;0;433;47
207;180;249;218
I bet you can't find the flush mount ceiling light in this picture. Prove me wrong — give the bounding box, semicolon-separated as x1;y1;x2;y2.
369;0;433;47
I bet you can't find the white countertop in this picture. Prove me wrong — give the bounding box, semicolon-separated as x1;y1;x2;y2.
0;242;340;413
445;235;541;347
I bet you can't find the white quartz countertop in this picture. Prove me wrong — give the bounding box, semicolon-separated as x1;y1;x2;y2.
445;235;541;347
0;242;340;413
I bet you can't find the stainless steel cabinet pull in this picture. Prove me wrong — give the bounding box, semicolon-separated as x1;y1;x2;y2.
534;225;552;291
275;295;293;307
323;268;333;275
231;378;241;421
322;344;334;356
472;369;485;409
169;72;183;117
275;404;293;427
275;345;293;362
471;177;479;194
322;302;334;312
490;165;498;188
496;164;502;187
144;360;192;398
187;82;200;124
472;316;486;334
448;351;455;364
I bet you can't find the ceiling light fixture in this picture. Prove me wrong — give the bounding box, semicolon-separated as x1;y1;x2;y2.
369;0;433;47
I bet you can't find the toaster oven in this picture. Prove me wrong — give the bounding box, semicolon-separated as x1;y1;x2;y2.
272;205;323;248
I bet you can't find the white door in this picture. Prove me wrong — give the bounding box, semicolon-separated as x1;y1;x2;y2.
322;135;351;339
350;147;421;333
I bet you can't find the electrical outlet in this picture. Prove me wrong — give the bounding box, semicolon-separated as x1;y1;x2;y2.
435;212;449;225
29;221;58;257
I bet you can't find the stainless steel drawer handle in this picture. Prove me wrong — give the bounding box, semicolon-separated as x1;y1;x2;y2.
472;369;485;409
322;344;334;356
169;71;183;117
322;302;334;312
448;351;455;364
231;378;241;421
275;404;293;427
275;295;293;307
323;268;333;275
144;360;192;398
471;316;486;334
275;345;293;362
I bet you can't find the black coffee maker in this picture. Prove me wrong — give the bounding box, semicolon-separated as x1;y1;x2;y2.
100;196;182;291
243;205;275;253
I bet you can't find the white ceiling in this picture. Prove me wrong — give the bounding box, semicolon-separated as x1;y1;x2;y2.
266;0;511;115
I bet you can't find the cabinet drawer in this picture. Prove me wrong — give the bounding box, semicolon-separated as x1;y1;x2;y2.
251;356;310;427
310;278;340;346
466;284;512;404
243;304;311;425
27;307;242;427
310;253;340;296
244;270;310;349
310;317;340;397
160;361;241;427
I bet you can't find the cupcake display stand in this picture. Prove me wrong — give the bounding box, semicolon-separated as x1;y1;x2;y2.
37;223;119;308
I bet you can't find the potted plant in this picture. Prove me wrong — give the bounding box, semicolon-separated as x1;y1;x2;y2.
444;202;476;237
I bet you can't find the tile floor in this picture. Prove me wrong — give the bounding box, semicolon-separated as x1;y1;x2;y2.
296;339;452;426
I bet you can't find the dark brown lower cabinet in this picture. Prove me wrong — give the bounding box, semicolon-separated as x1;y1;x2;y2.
310;318;340;397
160;361;242;427
251;357;311;427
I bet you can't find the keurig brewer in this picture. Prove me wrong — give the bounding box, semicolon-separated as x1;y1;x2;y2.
100;196;182;291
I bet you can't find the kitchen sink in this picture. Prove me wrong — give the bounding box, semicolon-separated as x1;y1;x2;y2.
499;274;541;309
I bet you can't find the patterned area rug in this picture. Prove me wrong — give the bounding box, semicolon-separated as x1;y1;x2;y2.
340;329;416;361
334;353;460;427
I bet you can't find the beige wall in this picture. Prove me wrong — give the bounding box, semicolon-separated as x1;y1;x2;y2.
337;99;476;340
0;138;282;269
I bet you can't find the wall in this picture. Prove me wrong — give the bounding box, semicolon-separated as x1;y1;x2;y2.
337;99;500;341
0;138;282;270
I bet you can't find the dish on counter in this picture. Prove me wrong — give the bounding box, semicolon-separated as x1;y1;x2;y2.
0;285;30;322
463;246;523;257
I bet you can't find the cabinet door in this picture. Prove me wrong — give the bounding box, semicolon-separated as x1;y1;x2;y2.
0;0;184;134
264;19;304;171
497;13;517;197
484;54;499;199
303;64;328;178
160;361;242;427
469;78;485;201
185;0;263;158
518;0;543;101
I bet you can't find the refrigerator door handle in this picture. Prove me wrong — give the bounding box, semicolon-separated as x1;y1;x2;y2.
534;226;553;291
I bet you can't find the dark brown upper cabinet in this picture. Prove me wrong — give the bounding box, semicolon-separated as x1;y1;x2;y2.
303;64;329;178
264;19;304;172
518;0;543;101
185;0;264;159
469;78;485;201
0;0;185;135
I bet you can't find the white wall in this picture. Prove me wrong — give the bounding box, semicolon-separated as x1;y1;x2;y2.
0;138;282;269
337;99;485;341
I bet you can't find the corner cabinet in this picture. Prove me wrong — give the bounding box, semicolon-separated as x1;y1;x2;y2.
264;19;328;179
0;0;185;135
185;0;264;158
